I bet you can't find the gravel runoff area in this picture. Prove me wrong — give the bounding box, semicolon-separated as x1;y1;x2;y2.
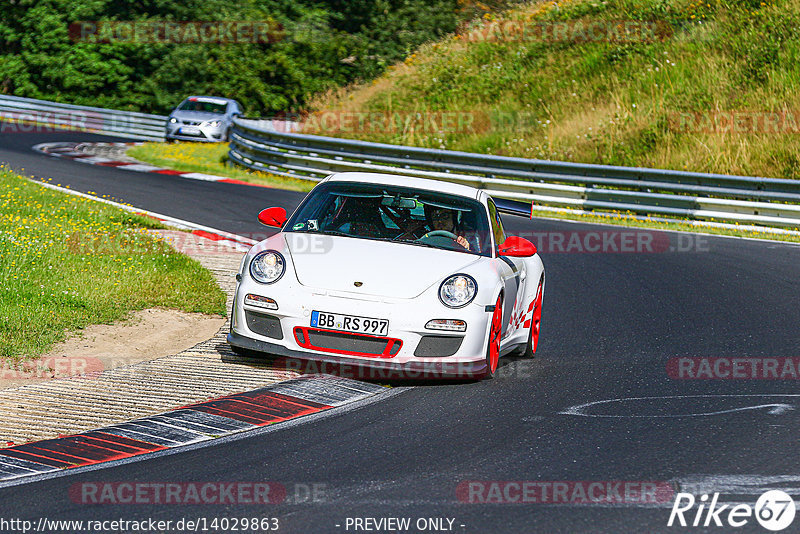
0;230;302;446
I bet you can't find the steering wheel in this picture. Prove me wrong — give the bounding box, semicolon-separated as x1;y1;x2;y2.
420;230;458;241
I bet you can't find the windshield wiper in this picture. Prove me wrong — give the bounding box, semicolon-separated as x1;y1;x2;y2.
392;238;442;250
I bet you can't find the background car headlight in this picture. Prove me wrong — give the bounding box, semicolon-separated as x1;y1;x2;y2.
250;251;285;284
169;117;177;123
439;274;477;308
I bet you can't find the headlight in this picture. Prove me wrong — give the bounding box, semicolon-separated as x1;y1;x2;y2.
439;274;477;308
169;117;177;123
249;251;285;284
207;120;222;127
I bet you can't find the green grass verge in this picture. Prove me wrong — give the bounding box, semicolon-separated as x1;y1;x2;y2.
127;142;315;192
0;166;226;360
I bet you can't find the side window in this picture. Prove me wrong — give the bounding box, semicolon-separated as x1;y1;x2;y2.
487;199;506;252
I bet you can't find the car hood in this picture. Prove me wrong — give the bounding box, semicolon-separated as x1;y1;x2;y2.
171;111;226;122
285;234;480;299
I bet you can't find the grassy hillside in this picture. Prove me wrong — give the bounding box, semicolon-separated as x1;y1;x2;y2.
307;0;800;179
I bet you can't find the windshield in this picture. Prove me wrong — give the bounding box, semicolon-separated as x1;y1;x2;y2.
177;99;227;114
284;181;492;256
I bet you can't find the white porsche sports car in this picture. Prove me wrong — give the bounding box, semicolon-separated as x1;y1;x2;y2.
227;172;544;379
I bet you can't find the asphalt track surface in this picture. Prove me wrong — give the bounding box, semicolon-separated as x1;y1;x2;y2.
2;127;800;533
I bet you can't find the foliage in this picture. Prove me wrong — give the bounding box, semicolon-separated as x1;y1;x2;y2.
0;0;483;115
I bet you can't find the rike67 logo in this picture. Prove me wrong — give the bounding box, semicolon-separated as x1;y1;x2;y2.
668;490;796;531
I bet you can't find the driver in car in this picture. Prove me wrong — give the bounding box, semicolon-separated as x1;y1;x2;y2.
426;205;474;251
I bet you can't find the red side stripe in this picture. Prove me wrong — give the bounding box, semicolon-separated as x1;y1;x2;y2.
193;399;317;423
233;391;330;410
86;432;166;452
65;434;154;455
94;161;129;167
191;230;225;241
0;448;75;468
26;441;130;466
218;178;274;189
189;397;325;426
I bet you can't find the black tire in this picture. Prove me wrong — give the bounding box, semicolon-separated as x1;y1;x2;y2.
521;319;535;359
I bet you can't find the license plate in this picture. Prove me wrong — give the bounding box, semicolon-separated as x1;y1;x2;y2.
311;311;389;337
180;127;200;135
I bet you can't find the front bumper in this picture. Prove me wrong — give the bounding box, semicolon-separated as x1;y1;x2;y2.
165;123;227;142
229;280;493;379
228;330;489;380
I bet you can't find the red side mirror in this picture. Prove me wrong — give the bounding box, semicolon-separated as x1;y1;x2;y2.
258;207;287;228
499;236;537;257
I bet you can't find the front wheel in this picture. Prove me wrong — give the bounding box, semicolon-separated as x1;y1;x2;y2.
483;293;503;379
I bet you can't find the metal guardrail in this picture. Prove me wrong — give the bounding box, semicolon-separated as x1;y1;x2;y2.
0;94;166;141
229;118;800;228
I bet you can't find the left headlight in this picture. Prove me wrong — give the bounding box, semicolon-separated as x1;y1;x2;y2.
249;251;285;284
439;274;477;308
169;117;177;124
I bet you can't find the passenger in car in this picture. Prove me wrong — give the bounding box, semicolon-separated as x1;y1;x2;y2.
331;197;385;237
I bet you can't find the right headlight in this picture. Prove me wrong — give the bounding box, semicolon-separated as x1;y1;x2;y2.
249;251;285;284
439;274;477;308
169;117;177;123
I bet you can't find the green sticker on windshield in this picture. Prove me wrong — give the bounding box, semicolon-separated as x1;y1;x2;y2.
293;223;305;230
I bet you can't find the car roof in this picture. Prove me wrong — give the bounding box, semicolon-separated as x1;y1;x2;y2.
184;96;235;104
324;172;482;201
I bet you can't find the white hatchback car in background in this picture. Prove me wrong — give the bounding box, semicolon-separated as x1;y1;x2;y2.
165;96;242;142
228;172;545;379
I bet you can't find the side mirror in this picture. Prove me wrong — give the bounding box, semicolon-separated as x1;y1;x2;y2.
499;236;537;257
258;207;287;228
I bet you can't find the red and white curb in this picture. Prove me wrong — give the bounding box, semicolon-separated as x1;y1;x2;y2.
0;375;386;483
33;141;272;189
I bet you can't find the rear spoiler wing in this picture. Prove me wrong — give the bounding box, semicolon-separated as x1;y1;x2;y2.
494;198;532;219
